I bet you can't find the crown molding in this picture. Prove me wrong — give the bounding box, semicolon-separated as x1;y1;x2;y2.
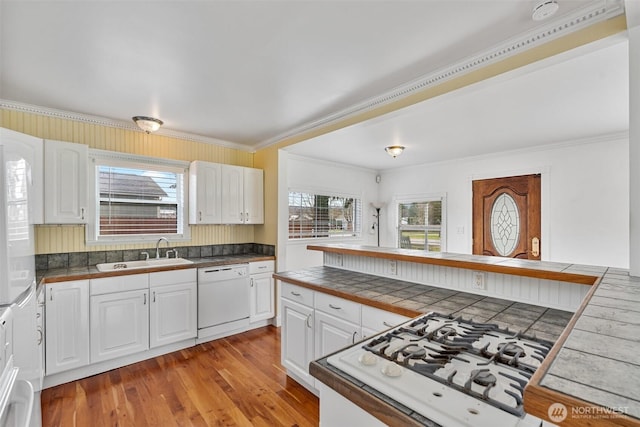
255;0;625;150
0;99;252;152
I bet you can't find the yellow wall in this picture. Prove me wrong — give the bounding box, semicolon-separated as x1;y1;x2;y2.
0;109;256;254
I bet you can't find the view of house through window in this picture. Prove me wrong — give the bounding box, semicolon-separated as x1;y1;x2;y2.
398;200;442;252
289;192;361;239
98;165;182;237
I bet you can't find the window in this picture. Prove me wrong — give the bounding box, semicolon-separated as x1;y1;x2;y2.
397;198;444;252
288;191;361;239
87;150;189;243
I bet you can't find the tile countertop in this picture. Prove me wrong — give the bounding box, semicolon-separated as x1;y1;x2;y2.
274;266;572;342
292;244;640;426
37;254;275;284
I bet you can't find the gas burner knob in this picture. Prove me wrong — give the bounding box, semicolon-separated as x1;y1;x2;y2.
358;352;378;366
381;363;403;378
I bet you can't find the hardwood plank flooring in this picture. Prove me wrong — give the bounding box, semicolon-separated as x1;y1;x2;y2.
41;326;319;427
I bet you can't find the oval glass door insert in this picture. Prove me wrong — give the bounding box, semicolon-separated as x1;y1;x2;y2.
490;193;520;256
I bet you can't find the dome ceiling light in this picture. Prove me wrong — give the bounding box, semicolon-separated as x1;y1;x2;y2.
532;0;559;21
385;145;405;158
132;116;163;133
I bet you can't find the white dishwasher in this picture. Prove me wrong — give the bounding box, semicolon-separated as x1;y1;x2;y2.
197;264;250;343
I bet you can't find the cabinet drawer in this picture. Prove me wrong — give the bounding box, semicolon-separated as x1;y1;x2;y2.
249;260;274;274
315;293;360;325
361;305;410;332
149;268;197;287
281;283;313;306
90;273;148;295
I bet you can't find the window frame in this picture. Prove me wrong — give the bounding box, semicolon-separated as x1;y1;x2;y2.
86;149;190;245
394;193;446;253
287;188;363;241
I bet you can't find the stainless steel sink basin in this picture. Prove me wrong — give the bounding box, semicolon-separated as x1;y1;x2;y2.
95;258;194;272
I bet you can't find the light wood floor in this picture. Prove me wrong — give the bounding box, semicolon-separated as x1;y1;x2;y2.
41;326;319;426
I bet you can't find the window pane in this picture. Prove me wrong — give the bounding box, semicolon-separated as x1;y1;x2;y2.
98;166;179;236
398;200;442;252
288;191;361;239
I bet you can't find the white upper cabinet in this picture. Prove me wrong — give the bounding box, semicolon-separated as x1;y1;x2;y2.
0;128;44;224
221;164;245;224
189;160;222;224
243;167;264;224
221;164;264;224
44;139;88;224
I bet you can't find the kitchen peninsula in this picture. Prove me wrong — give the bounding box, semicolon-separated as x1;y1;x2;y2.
274;244;639;427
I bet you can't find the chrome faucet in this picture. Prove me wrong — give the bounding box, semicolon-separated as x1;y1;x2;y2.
155;237;170;259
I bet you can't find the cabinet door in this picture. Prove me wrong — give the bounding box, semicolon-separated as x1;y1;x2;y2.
150;282;197;348
315;310;361;360
44;139;88;224
90;289;149;363
189;161;221;224
243;167;263;224
0;128;44;224
45;280;90;375
281;298;314;386
221;164;244;224
249;273;274;322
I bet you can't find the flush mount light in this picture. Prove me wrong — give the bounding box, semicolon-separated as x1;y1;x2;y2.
385;145;405;158
132;116;163;133
532;0;559;21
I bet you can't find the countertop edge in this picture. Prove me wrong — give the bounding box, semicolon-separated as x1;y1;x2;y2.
38;255;275;284
307;244;599;285
309;359;426;427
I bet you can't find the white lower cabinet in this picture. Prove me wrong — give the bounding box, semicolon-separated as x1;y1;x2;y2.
314;310;360;359
281;295;315;389
90;288;149;363
361;305;410;339
249;260;275;324
45;280;90;375
149;270;197;348
280;283;414;395
89;274;150;363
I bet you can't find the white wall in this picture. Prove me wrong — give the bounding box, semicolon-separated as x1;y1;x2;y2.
378;135;629;268
278;153;380;272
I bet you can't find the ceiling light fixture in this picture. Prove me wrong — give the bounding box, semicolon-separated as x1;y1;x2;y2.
385;145;405;158
532;0;559;21
132;116;163;133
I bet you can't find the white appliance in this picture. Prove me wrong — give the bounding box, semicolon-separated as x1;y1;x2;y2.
0;307;35;427
327;313;552;427
0;129;43;427
197;264;250;342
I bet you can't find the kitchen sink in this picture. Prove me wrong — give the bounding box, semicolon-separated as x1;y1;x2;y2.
95;258;194;272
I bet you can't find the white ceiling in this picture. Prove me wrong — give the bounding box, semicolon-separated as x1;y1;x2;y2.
288;36;629;170
0;0;629;169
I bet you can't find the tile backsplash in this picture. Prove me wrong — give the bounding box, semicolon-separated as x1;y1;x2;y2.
36;243;275;270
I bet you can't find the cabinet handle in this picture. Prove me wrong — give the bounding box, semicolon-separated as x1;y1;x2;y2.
383;321;394;327
291;291;301;296
153;292;156;303
81;207;85;220
199;211;202;222
143;293;147;305
306;313;312;328
37;328;43;345
250;278;254;287
50;291;53;301
245;211;249;222
329;304;341;310
352;331;358;344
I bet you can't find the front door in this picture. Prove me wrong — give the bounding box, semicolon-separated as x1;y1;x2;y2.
472;174;541;259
